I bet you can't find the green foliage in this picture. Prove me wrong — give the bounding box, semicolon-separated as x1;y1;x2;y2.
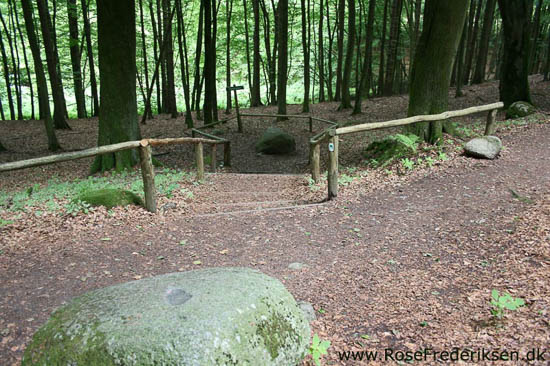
425;156;435;167
364;134;420;168
438;152;448;161
490;290;525;319
401;158;415;170
338;174;355;186
307;334;330;366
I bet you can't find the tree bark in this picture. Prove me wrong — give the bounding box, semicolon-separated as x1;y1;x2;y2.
472;0;497;84
383;0;403;96
225;0;234;114
335;0;345;101
0;10;15;120
191;1;204;113
176;0;194;127
2;3;22;120
378;0;389;95
251;0;262;106
12;0;35;119
277;0;288;118
67;0;87;118
91;0;140;173
139;0;153;119
163;0;178;118
36;0;71;129
545;27;550;81
464;0;483;84
243;0;253;93
318;0;325;102
406;0;469;143
455;19;468;97
301;0;311;112
81;0;99;117
339;0;356;109
353;0;376;114
203;0;216;125
497;0;533;109
21;0;60;151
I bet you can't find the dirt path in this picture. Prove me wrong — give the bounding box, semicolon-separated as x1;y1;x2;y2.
1;123;549;365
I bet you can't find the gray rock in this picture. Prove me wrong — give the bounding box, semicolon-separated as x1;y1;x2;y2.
297;301;316;322
255;127;296;155
23;268;310;366
288;262;307;270
506;101;536;118
464;136;502;160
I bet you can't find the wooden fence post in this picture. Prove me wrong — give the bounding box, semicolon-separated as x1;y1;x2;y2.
327;133;339;199
485;109;498;135
309;116;313;132
195;142;205;180
211;144;217;172
232;87;243;133
139;143;157;213
311;143;321;183
224;141;231;167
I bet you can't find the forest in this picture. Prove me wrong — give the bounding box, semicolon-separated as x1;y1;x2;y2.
0;0;548;156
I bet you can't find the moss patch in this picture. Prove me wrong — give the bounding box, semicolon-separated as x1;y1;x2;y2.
364;134;419;168
77;188;143;209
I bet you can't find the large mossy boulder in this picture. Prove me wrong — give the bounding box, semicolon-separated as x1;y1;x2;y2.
506;101;536;118
364;134;419;168
77;188;143;209
464;136;502;160
23;268;311;366
256;127;296;155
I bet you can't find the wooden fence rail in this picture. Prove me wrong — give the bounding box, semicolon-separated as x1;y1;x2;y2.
0;137;223;213
310;102;504;199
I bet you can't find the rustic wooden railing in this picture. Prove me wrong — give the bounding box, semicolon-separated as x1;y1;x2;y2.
309;102;504;200
0;137;226;213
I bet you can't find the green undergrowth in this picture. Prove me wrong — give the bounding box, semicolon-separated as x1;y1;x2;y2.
0;168;195;218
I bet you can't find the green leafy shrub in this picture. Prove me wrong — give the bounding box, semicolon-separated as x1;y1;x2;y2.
307;334;331;366
364;134;419;168
490;289;525;319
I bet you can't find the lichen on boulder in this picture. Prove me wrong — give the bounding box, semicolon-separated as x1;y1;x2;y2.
506;101;536;119
464;136;502;160
77;188;143;209
22;268;310;366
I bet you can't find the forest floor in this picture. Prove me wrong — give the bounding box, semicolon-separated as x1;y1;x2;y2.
0;76;549;365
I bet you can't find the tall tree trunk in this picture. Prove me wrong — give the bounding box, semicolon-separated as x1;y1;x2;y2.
139;0;153;119
353;0;376;114
472;0;497;84
191;2;204;113
406;0;469;143
301;0;311;112
326;0;335;100
81;0;99;117
497;0;532;109
225;0;234;113
0;11;15;120
544;27;550;81
243;0;253;93
464;0;483;84
203;0;215;125
149;0;162;114
383;0;403;96
339;0;356;109
251;0;262;106
12;0;35;119
91;0;140;173
378;0;389;95
3;3;23;120
318;0;325;102
211;0;219;122
36;0;71;129
67;0;87;118
529;0;543;73
277;0;288;118
163;0;178;118
455;18;468;97
176;0;193;127
21;0;60;151
335;0;345;101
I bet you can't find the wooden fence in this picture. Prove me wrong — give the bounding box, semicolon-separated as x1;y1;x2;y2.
0;137;226;213
309;102;504;199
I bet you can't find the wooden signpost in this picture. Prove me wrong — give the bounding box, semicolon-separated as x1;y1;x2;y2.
227;85;244;133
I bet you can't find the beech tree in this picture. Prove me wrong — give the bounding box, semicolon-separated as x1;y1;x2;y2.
91;0;140;173
21;0;60;151
407;0;469;143
497;0;533;108
277;0;288;118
